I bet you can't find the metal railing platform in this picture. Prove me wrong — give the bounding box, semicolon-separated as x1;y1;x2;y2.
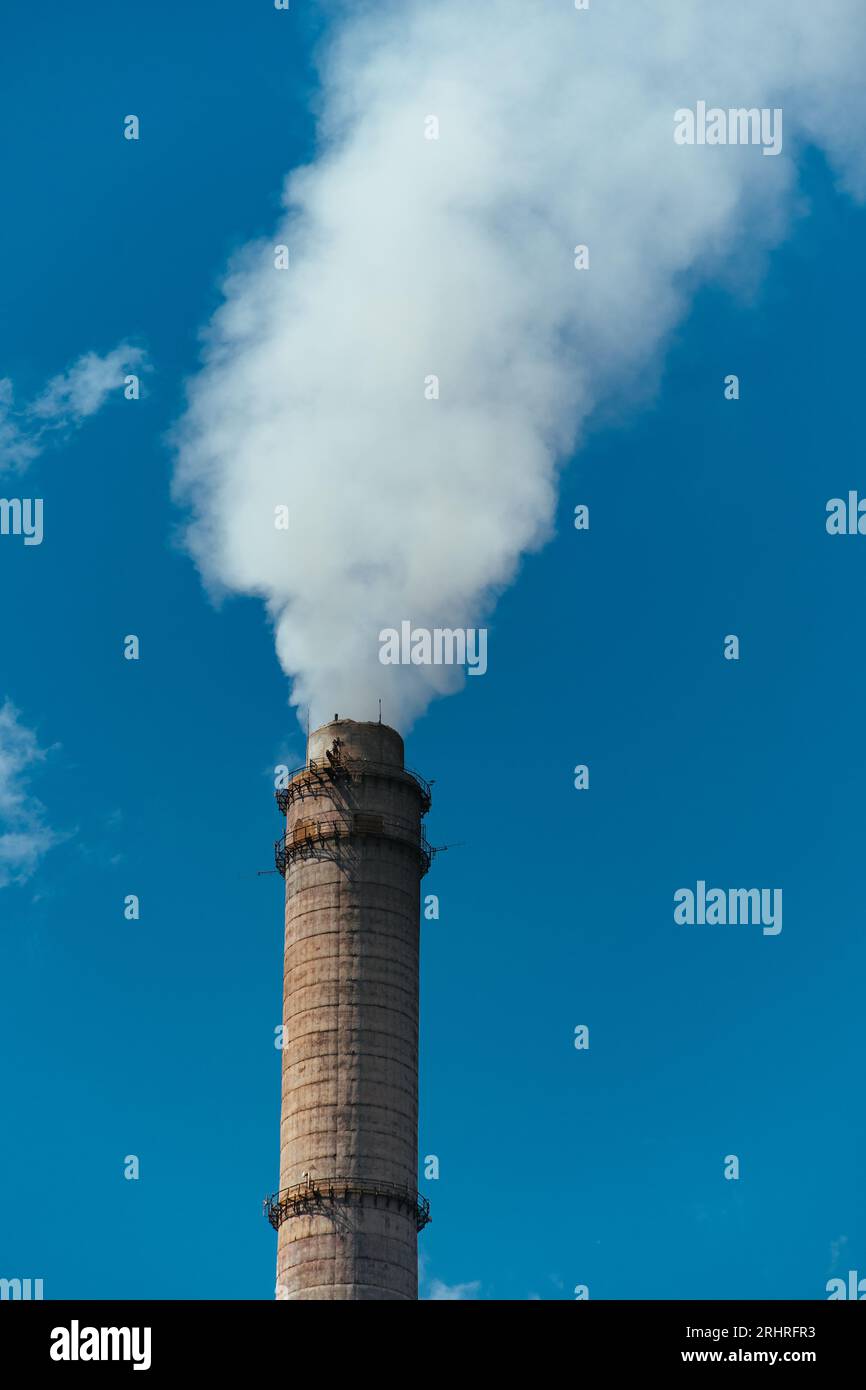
275;758;432;815
275;813;432;876
264;1176;431;1233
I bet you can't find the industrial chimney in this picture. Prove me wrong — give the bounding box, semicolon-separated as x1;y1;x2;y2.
266;718;432;1299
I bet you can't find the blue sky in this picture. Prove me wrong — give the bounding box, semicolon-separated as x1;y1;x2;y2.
1;2;864;1300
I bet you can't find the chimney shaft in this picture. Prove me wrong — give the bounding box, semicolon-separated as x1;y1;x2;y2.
269;719;431;1299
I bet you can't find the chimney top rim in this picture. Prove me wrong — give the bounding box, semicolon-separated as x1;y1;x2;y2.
309;716;403;738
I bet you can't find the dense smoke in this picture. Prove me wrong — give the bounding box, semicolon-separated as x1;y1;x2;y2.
173;0;866;728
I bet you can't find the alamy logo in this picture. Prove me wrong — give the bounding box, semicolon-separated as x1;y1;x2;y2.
826;492;866;534
379;622;487;675
826;1271;866;1299
674;102;783;157
50;1321;152;1371
0;1277;43;1299
674;881;782;936
0;497;43;545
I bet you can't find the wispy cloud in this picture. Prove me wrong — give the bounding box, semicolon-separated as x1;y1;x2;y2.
0;344;146;475
0;380;39;472
426;1278;482;1301
0;701;63;887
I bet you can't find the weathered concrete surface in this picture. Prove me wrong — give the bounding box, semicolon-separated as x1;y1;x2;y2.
275;719;428;1301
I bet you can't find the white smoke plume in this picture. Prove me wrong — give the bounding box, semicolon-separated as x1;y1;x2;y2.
173;0;866;729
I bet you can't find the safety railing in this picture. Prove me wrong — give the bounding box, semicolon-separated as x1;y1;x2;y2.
264;1176;431;1233
275;758;432;815
274;813;432;876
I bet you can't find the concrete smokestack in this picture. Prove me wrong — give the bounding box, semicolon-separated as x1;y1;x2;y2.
266;718;432;1300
